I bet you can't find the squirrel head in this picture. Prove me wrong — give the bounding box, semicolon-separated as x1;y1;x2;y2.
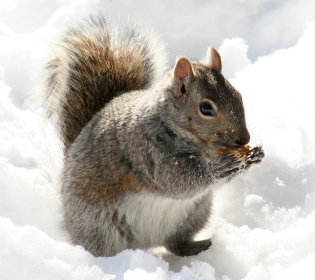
166;47;250;157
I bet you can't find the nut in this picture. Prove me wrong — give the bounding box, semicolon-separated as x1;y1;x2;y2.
214;144;252;160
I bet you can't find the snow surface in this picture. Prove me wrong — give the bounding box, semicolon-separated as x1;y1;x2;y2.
0;1;315;279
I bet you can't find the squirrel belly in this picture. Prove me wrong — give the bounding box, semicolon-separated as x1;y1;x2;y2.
44;15;264;257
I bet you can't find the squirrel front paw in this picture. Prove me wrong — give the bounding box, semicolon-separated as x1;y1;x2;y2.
214;155;246;179
213;146;264;179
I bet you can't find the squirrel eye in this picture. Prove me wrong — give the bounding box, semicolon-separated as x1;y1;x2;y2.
199;102;215;117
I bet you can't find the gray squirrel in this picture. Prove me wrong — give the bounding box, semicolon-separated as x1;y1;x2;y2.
44;15;264;257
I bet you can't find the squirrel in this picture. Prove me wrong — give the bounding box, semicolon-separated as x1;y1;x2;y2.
43;15;264;257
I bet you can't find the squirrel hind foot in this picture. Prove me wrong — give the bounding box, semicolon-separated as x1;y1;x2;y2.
166;238;212;257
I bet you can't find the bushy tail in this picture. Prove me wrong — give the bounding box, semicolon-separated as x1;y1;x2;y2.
44;16;167;149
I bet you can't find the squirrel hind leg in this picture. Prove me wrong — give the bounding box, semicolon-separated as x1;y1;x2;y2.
164;194;213;256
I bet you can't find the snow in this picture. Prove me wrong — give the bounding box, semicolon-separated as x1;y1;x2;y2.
0;1;314;279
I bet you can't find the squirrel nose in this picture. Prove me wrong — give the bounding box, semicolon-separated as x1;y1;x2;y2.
234;132;250;146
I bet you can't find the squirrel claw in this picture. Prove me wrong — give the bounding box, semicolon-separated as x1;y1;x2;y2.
245;146;264;166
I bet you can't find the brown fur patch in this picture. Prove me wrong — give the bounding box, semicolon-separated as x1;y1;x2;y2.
77;172;142;203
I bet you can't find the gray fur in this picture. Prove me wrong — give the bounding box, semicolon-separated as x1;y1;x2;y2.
44;15;264;257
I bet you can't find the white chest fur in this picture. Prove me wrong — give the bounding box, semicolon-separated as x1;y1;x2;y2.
120;189;212;247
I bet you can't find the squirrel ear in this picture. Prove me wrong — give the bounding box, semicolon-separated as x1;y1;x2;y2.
173;57;193;98
174;57;193;82
206;46;222;72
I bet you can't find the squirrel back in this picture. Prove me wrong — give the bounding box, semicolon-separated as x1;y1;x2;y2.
44;16;166;149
